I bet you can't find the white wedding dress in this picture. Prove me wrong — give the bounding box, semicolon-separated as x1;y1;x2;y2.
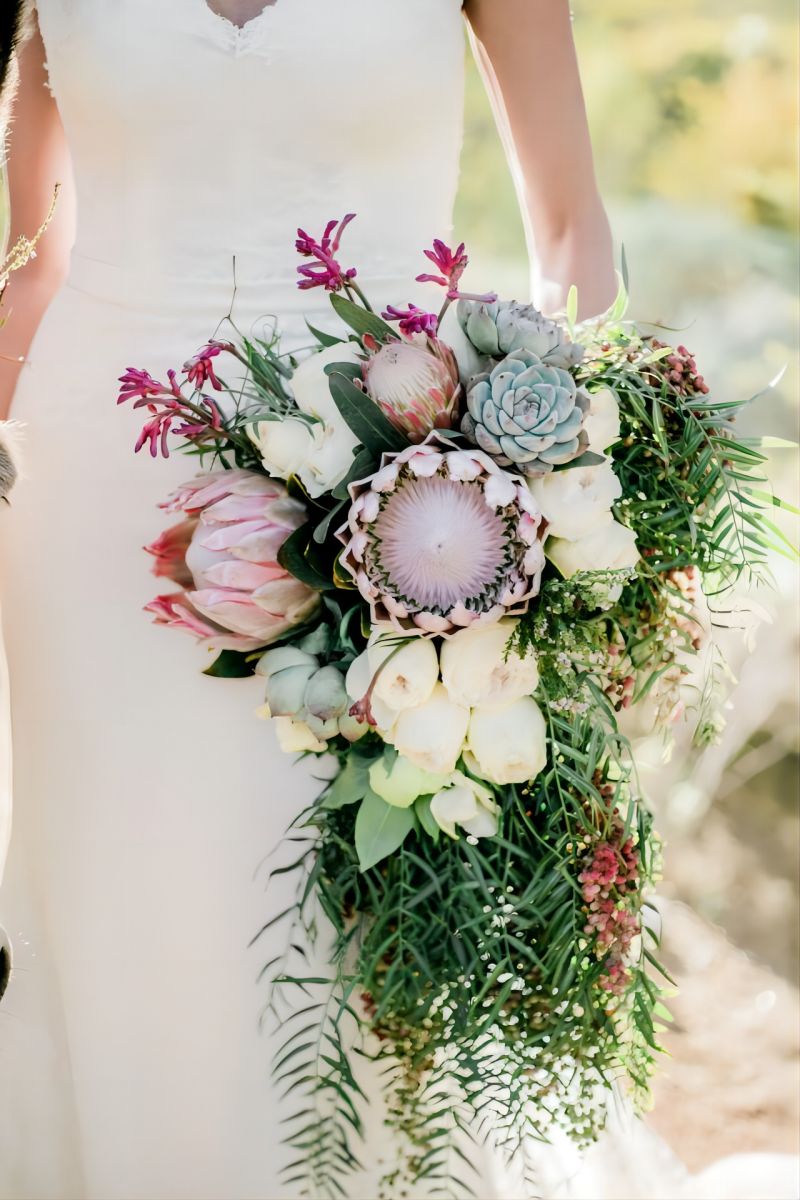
1;4;798;1200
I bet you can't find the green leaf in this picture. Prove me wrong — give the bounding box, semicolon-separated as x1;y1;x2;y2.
414;795;441;843
277;524;332;590
202;649;258;678
327;372;409;456
565;284;578;332
322;756;373;810
305;320;342;349
354;790;415;870
560;450;607;471
331;447;378;500
329;293;398;343
312;498;348;544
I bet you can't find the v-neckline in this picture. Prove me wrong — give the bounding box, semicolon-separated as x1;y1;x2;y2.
202;1;279;38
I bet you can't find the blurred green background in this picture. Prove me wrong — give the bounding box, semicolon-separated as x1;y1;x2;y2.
454;0;799;1168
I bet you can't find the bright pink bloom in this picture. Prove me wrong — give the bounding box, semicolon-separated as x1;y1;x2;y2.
146;469;319;650
295;214;358;292
362;335;460;442
118;367;223;458
416;237;497;305
381;304;439;338
183;342;232;391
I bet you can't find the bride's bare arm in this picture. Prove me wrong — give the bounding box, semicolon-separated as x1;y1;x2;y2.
464;0;616;318
0;19;74;420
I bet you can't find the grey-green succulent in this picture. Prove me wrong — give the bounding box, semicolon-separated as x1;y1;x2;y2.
457;299;584;368
257;635;360;741
463;349;589;476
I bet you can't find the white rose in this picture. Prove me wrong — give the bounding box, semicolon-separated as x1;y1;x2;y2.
367;628;439;712
273;716;327;754
583;387;621;455
465;697;547;786
530;461;622;541
277;342;363;497
548;520;639;578
392;683;469;775
430;771;499;839
440;620;538;710
369;754;449;809
248;416;321;483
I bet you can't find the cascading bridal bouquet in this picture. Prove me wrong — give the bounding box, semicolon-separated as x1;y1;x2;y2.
118;216;793;1197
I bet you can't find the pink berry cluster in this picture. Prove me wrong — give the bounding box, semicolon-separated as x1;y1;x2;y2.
578;813;641;997
649;338;710;397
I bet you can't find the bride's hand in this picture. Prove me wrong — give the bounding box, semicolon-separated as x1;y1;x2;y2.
464;0;617;319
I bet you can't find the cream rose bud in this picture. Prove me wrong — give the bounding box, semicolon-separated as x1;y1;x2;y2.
440;620;538;710
248;417;319;482
273;716;327;754
583;387;621;455
392;683;469;776
344;650;398;733
548;520;639;579
430;771;499;839
530;461;622;542
367;629;439;711
465;697;547;786
369;754;449;809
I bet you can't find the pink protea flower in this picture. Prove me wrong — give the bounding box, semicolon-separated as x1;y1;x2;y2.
362;335;461;442
339;433;545;635
145;518;196;588
147;468;320;650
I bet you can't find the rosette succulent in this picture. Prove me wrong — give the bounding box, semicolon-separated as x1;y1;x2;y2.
339;433;545;634
362;334;460;443
457;299;584;368
463;349;590;477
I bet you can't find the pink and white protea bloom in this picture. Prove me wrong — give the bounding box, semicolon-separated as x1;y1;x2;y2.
147;468;319;650
362;335;460;443
339;434;546;635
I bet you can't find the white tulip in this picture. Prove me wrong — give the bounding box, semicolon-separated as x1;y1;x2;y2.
392;683;469;775
465;697;547;786
367;628;439;712
583;387;621;455
430;771;499;839
273;716;327;754
548;520;639;579
369;754;449;809
440;619;538;710
530;461;622;541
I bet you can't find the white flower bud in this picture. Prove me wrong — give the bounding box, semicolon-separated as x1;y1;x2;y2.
465;697;547;786
440;619;538;710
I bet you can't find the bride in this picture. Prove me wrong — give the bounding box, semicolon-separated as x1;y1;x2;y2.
1;4;795;1200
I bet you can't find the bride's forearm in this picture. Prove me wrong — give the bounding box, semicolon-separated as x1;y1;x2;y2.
0;271;66;419
529;205;616;318
465;0;617;319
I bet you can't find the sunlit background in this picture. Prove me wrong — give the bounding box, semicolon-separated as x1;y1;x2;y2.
455;0;799;1170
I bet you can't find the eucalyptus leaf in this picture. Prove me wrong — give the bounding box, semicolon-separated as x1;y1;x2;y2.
202;649;258;678
322;756;373;810
414;795;441;843
277;524;333;591
327;372;408;456
329;293;398;343
354;790;416;871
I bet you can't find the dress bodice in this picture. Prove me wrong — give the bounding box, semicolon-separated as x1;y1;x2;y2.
34;0;466;314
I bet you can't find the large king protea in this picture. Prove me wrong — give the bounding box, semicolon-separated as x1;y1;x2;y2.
338;434;545;634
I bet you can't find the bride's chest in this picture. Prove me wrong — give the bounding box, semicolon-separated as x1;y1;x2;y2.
36;0;465;138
